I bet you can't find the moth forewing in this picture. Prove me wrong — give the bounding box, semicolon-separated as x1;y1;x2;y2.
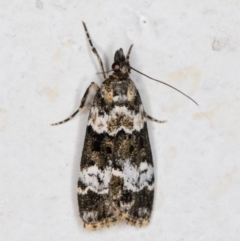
53;22;191;230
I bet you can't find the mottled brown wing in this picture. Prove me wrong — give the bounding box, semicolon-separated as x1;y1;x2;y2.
78;83;154;229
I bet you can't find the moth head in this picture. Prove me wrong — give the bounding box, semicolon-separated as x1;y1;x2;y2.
111;48;130;75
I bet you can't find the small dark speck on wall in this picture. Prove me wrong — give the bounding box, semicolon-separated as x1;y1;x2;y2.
36;0;43;9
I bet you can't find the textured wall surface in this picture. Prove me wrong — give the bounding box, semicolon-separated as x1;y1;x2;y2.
1;0;240;240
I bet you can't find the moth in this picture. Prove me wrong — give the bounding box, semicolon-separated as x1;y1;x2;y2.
52;22;197;230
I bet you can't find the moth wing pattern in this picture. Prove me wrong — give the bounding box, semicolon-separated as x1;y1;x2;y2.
77;77;154;230
52;21;196;231
51;22;163;230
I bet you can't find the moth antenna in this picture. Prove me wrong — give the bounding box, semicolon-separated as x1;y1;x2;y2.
126;44;133;60
82;21;106;79
130;66;198;106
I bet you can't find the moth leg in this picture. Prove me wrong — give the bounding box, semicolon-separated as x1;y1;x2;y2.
82;21;106;80
145;113;167;124
126;44;133;61
51;82;99;126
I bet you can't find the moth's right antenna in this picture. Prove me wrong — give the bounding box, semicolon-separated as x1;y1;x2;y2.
130;66;198;106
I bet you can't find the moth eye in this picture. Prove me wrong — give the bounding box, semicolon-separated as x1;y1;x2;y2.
112;62;120;72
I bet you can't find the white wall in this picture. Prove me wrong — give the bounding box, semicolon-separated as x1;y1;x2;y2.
1;1;240;240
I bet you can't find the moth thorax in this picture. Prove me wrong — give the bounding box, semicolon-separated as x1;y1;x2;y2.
113;81;128;97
